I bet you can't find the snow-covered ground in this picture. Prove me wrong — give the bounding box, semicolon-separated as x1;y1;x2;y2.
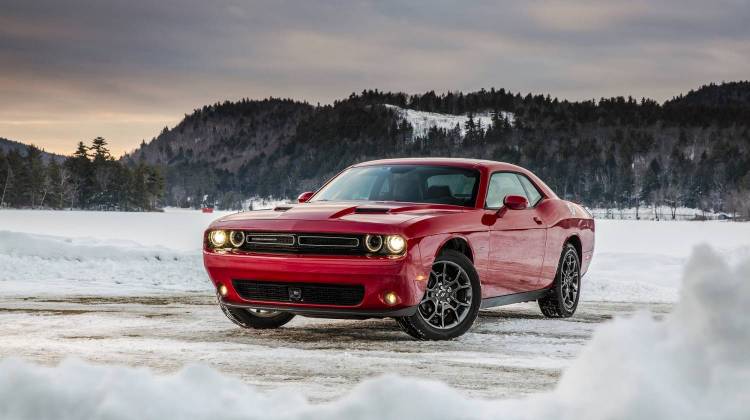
0;247;747;419
385;105;513;140
1;209;749;419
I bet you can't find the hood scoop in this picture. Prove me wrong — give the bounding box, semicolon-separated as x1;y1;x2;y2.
354;207;391;214
273;205;293;212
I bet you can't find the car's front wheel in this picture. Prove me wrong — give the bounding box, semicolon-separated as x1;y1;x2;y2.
219;301;295;329
396;250;481;340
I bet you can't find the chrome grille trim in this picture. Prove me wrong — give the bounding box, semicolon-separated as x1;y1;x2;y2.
245;233;295;247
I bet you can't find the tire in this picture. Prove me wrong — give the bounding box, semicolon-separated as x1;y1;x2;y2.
219;300;295;329
396;250;481;340
538;243;581;318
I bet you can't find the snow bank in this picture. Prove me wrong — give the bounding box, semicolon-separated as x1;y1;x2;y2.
0;230;210;296
0;231;184;260
0;208;232;251
1;246;747;419
550;245;750;419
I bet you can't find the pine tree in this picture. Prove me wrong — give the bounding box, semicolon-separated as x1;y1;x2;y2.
65;141;93;208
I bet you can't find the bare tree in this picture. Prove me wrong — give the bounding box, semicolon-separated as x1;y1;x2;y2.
0;164;11;208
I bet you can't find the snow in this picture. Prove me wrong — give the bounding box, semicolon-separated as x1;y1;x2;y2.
0;208;232;295
2;209;750;301
384;104;513;139
242;197;290;211
585;220;750;302
1;246;748;419
0;208;233;251
590;205;730;221
1;209;749;417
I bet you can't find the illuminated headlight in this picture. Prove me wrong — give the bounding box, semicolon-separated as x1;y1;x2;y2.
364;234;383;252
384;235;406;254
208;230;228;247
229;231;245;247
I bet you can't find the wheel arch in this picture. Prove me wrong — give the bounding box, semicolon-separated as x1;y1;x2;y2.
565;234;582;264
437;235;474;262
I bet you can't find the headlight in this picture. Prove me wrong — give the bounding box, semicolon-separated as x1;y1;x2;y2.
364;234;383;252
384;235;406;254
208;230;228;247
229;231;245;247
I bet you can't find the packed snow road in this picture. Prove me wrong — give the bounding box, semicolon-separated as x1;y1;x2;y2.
0;293;670;401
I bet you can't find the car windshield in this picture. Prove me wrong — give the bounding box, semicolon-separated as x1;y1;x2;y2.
311;165;480;207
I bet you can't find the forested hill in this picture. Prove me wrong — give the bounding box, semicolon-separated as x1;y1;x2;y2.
0;137;64;163
123;81;750;216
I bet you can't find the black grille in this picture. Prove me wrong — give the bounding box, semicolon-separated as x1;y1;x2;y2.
232;280;365;306
297;235;359;248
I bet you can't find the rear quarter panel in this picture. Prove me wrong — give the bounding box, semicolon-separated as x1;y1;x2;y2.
537;199;595;288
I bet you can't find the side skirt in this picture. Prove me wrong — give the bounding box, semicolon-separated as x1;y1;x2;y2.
480;288;551;309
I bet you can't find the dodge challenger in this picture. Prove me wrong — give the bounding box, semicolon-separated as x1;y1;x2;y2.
203;158;595;340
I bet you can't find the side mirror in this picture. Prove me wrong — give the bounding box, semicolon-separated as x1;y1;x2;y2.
297;191;314;203
503;195;528;210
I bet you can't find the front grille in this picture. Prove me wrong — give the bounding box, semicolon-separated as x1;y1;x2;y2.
232;280;365;306
239;232;365;254
297;235;359;248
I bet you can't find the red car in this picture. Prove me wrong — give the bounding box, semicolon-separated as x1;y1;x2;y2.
203;158;594;340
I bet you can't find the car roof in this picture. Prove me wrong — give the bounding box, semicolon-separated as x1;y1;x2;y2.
353;157;525;172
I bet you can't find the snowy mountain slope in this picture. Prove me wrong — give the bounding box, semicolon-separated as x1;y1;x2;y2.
384;104;513;139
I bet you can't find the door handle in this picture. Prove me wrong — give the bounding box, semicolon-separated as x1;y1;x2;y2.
533;216;543;225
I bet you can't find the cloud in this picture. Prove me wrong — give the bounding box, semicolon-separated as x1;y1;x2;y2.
0;0;749;155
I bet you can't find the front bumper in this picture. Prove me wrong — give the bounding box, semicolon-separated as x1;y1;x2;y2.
203;243;427;317
219;298;417;318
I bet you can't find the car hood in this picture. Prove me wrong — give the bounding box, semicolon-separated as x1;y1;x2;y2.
209;202;469;233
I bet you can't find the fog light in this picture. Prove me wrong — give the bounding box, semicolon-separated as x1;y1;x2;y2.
384;291;398;306
416;274;426;282
218;284;228;296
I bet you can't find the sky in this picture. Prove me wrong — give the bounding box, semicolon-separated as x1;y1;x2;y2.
1;0;749;156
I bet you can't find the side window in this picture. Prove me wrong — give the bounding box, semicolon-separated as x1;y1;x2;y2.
517;174;543;206
486;172;527;209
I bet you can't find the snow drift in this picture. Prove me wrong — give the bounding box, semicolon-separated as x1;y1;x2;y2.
0;230;210;295
1;245;747;420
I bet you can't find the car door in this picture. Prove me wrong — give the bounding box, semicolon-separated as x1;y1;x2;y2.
484;172;547;296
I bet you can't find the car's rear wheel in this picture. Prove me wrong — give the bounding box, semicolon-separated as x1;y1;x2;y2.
219;301;295;329
538;243;581;318
396;250;481;340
